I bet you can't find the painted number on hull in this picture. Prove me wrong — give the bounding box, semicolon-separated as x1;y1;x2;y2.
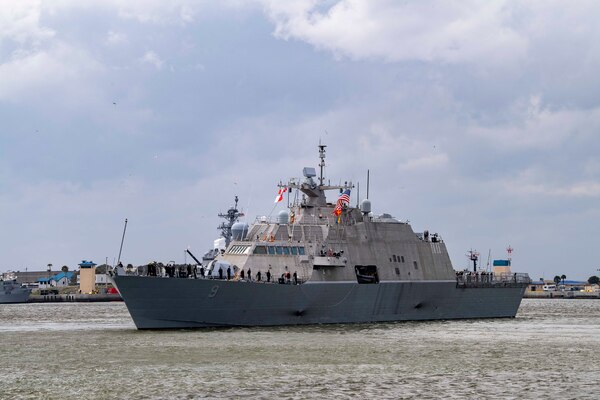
208;285;219;298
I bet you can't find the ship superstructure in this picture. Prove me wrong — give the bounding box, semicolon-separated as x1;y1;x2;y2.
112;145;530;329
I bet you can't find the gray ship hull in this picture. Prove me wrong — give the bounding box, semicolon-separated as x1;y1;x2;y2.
0;288;31;304
113;276;526;329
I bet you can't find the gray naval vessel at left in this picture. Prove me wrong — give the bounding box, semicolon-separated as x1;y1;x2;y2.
1;274;31;304
112;145;531;329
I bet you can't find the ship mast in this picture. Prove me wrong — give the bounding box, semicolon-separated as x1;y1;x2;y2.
281;144;353;207
318;143;326;186
217;196;244;246
466;249;480;272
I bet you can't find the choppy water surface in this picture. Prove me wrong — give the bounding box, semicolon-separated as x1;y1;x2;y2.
1;299;599;399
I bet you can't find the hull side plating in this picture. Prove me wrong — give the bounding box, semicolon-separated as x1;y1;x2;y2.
114;276;526;329
0;288;31;304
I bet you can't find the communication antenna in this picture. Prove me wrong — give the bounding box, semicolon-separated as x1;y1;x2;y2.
506;245;513;262
318;142;327;186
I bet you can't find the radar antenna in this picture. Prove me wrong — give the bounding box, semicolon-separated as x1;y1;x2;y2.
282;143;353;207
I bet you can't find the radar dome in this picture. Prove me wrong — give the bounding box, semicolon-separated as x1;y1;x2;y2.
231;222;249;241
278;210;290;225
360;199;371;214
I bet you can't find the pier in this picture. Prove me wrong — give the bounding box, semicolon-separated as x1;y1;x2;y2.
29;293;123;303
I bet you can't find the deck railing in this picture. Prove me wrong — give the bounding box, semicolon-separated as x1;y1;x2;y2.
456;272;531;288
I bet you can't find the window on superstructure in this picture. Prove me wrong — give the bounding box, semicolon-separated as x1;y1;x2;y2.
267;246;276;255
282;247;290;255
413;261;418;270
253;246;267;255
395;267;400;275
228;245;251;255
392;255;397;262
401;256;405;263
290;247;298;255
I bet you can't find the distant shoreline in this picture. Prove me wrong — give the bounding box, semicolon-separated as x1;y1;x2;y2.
524;291;599;299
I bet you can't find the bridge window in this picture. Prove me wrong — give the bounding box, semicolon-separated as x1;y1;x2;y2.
229;245;251;255
275;246;283;255
392;255;397;262
267;246;275;255
282;247;290;255
290;247;298;255
413;261;418;270
401;256;405;263
252;246;267;255
298;247;306;255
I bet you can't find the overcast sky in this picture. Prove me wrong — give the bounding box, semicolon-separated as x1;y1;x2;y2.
2;0;600;281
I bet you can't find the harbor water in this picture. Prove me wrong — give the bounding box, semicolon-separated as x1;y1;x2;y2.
1;299;599;399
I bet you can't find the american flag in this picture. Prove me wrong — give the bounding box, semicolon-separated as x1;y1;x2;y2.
333;189;351;216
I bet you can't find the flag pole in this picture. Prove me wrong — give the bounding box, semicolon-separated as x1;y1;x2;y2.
366;169;370;199
117;218;128;265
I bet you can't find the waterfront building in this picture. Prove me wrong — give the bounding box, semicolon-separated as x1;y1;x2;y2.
36;271;74;288
8;270;55;285
492;259;511;275
78;260;97;294
77;273;110;285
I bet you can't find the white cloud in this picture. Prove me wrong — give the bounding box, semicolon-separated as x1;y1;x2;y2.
105;30;127;46
397;153;449;172
140;50;164;70
505;180;600;199
0;0;55;44
260;0;528;67
467;99;600;151
0;43;104;103
260;0;600;74
113;0;197;24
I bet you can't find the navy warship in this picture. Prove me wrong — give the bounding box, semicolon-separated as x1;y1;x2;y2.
112;145;530;329
1;274;31;304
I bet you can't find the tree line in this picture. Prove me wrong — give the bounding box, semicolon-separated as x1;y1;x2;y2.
552;275;600;285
